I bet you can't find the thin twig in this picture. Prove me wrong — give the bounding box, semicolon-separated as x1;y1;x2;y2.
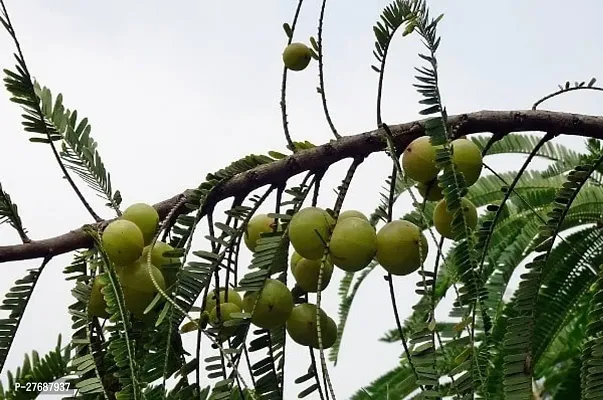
0;1;101;222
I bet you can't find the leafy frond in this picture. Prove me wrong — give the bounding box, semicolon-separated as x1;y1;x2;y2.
471;133;583;164
533;228;603;363
34;83;122;214
63;251;111;397
502;155;603;398
0;8;101;221
0;182;28;242
370;0;420;76
0;258;49;372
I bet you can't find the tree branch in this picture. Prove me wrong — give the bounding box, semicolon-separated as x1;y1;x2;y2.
1;109;602;264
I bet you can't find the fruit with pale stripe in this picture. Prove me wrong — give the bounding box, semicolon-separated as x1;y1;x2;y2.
88;275;110;319
291;253;334;292
121;203;159;245
102;219;144;265
286;303;337;349
289;207;335;260
204;287;243;313
242;279;294;329
376;220;428;276
329;216;377;272
337;210;369;223
433;198;478;239
402;136;439;183
118;259;165;320
451;138;483;186
209;302;241;338
244;214;278;252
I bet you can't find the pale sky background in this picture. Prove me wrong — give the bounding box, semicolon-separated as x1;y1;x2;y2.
0;0;601;399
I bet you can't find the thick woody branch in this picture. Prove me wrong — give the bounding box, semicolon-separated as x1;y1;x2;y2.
1;109;602;263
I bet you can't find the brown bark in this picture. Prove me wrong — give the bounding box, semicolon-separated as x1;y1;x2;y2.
1;109;602;263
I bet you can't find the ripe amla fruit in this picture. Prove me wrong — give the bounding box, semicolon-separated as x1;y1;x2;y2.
451;138;483;186
88;275;110;319
290;252;334;293
376;220;428;276
118;259;165;320
102;219;144;265
329;216;377;272
204;287;243;313
121;203;160;245
244;214;278;252
337;210;369;223
402;136;439;183
433;197;478;239
282;42;312;71
417;179;444;202
288;207;335;260
242;279;294;329
209;302;242;338
141;241;180;291
286;303;337;349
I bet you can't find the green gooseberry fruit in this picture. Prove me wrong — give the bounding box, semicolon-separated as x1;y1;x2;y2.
292;255;334;293
102;219;144;266
180;311;210;334
118;259;165;320
433;198;478;239
242;279;294;329
451;138;483;186
88;275;110;319
310;315;337;350
142;241;180;290
286;303;319;346
147;241;178;267
204;287;243;313
376;220;428;276
209;302;242;338
329;217;377;272
244;214;278;252
119;259;166;293
121;203;160;245
282;42;312;71
288;207;335;260
402;136;440;183
120;286;156;320
286;303;337;349
417;179;444;202
290;251;303;272
337;210;369;223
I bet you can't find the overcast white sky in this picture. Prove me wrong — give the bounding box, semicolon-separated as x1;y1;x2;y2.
0;0;601;398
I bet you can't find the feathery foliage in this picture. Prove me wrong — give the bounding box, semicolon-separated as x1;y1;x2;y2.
1;0;603;399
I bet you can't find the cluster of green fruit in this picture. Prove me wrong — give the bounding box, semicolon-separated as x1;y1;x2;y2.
402;136;483;239
209;206;429;348
201;282;336;349
88;203;180;321
287;207;429;277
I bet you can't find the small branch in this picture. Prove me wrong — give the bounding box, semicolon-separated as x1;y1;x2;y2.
1;110;603;263
316;0;340;139
532;84;603;110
